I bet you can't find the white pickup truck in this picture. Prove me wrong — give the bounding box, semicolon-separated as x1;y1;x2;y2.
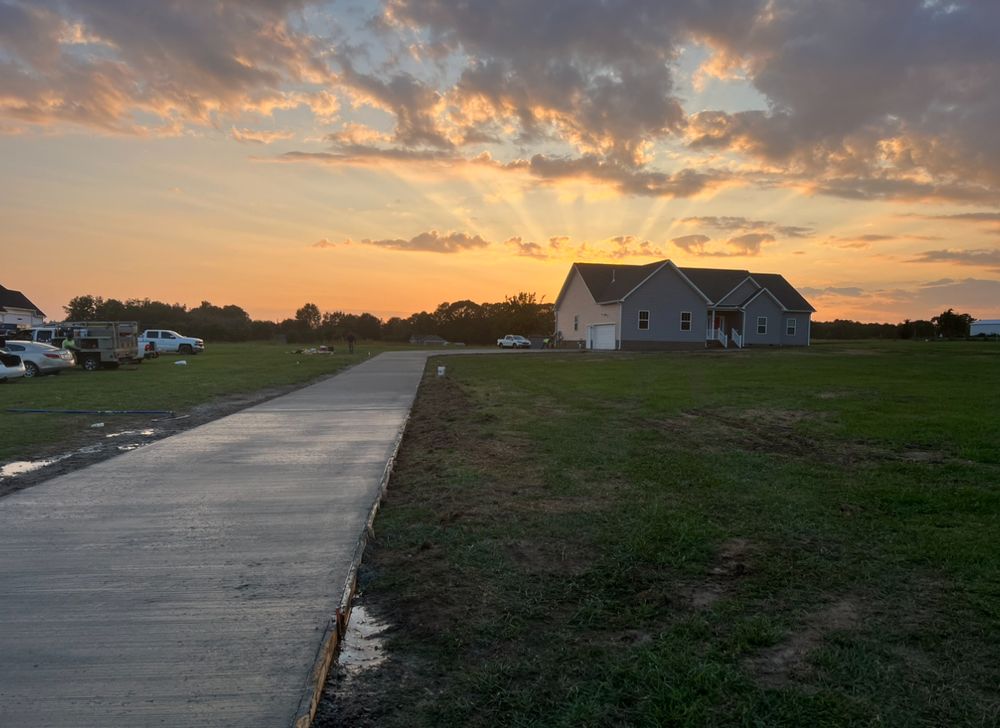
139;329;205;355
497;334;532;349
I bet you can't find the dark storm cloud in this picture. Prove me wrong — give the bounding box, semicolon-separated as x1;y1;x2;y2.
0;0;330;131
688;1;1000;199
7;0;999;206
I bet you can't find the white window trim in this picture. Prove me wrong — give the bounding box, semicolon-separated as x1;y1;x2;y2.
680;311;692;331
757;316;768;335
786;318;796;336
638;310;650;330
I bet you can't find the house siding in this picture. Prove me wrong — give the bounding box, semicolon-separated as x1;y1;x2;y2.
716;278;759;306
1;307;45;328
743;294;784;346
780;312;812;346
620;265;707;348
555;269;621;346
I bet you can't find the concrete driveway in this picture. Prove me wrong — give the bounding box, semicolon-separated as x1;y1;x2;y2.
0;350;434;727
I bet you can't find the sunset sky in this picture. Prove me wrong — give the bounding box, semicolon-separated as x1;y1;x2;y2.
2;0;999;323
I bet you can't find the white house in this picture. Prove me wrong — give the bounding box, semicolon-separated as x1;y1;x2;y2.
0;284;46;330
554;260;815;350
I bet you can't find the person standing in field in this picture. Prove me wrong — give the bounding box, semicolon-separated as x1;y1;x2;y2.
346;332;356;354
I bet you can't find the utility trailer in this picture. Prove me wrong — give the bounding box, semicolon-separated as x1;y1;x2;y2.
61;321;142;371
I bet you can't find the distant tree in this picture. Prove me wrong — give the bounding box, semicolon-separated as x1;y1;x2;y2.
898;319;935;339
353;312;382;340
931;308;974;338
294;303;321;331
810;319;897;340
381;316;412;342
63;295;104;320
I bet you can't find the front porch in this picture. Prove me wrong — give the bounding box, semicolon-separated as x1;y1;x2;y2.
706;308;743;349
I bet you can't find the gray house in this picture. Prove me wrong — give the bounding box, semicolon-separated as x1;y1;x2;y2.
554;260;814;350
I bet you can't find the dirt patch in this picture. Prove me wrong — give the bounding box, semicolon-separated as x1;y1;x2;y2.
647;408;859;462
899;449;947;463
689;537;753;609
0;377;345;499
745;598;859;687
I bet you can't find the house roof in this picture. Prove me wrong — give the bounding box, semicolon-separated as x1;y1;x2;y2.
561;261;814;312
678;267;752;303
748;273;815;312
0;285;45;317
575;261;663;303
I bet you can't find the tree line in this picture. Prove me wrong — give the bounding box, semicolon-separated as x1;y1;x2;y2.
811;309;976;340
61;295;978;343
62;293;554;344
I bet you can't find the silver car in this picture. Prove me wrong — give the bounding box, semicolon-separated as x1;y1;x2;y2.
0;350;26;382
1;341;75;377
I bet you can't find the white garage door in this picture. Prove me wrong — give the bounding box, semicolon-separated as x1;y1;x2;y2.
589;323;616;350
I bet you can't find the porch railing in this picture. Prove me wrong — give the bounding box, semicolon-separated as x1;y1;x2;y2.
706;326;730;348
731;329;742;349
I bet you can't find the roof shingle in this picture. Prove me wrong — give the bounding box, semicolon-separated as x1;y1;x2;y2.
564;261;813;311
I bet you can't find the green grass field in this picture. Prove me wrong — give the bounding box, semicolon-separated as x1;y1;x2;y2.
323;340;1000;727
0;341;394;462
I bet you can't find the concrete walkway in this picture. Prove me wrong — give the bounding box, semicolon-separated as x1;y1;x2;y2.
0;351;433;727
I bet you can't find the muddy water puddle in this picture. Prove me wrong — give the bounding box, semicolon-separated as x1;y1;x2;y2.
339;603;389;676
0;428;162;482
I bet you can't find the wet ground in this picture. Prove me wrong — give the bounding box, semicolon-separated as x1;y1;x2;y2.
0;381;332;499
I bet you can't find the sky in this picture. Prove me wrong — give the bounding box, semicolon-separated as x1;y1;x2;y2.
2;0;999;323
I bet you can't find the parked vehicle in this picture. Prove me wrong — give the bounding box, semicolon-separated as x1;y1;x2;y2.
0;341;75;377
13;322;149;368
0;350;26;382
62;321;142;371
139;329;204;355
497;334;532;349
11;325;71;347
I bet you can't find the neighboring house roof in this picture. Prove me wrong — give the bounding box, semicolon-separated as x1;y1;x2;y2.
0;285;45;317
556;261;814;312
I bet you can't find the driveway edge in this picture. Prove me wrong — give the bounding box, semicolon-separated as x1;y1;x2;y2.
291;406;414;727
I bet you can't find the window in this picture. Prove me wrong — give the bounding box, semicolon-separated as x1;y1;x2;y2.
573;315;579;332
36;331;52;342
757;316;767;335
680;311;692;331
162;332;175;340
638;310;650;330
786;318;796;336
147;331;159;339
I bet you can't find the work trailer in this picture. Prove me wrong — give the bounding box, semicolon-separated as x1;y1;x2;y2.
61;321;142;370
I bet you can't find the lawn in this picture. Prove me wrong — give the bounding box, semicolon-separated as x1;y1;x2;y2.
0;341;396;462
320;340;1000;727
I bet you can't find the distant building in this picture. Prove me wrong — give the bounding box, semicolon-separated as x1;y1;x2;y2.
970;320;1000;336
0;284;46;329
409;334;448;345
554;260;815;350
